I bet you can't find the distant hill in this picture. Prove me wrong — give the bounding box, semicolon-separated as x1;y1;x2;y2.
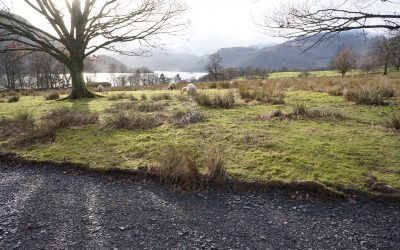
110;32;378;72
95;55;128;73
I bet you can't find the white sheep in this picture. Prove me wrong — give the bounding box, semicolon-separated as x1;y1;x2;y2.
97;85;104;92
168;82;176;90
181;83;197;96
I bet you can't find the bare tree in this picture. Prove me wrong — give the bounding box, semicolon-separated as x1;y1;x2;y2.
372;37;393;75
389;35;400;70
331;48;358;77
260;0;400;49
0;0;187;99
0;50;24;90
206;53;223;81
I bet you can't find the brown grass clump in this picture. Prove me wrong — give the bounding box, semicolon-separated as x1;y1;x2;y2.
205;148;229;185
44;92;60;100
287;104;344;119
141;93;148;101
383;115;400;132
343;87;386;106
43;106;99;129
239;87;285;104
149;146;204;190
195;91;235;108
175;94;189;102
136;102;165;112
0;112;35;139
170;108;205;127
108;92;128;101
151;92;172;101
8;96;20;103
104;111;164;130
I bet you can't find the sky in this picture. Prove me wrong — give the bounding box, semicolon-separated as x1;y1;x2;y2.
3;0;397;56
5;0;282;56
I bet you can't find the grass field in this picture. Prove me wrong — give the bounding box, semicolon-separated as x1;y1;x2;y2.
268;70;361;78
1;74;399;194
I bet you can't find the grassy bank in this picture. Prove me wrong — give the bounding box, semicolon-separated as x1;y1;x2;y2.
0;74;399;194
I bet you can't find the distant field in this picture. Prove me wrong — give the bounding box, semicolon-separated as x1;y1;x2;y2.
268;70;361;78
0;74;399;195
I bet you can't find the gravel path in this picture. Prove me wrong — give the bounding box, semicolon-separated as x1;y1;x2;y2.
0;162;399;250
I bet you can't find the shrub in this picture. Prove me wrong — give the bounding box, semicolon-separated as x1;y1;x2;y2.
17;122;57;146
149;145;204;190
170;108;205;127
343;87;386;106
104;111;164;130
44;92;60;100
383;115;400;132
151;93;172;101
195;91;235;108
141;93;147;101
8;96;19;103
0;112;35;139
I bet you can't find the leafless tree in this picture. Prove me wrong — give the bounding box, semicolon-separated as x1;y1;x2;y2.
260;0;400;49
0;50;24;90
0;0;187;99
389;35;400;70
331;48;358;77
372;37;393;75
206;53;223;81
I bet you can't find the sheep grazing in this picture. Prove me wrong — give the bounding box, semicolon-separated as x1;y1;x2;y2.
182;83;197;96
97;85;104;92
168;82;176;91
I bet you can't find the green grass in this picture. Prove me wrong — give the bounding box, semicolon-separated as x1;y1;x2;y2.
1;89;399;192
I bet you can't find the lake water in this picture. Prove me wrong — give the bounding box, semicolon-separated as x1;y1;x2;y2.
84;71;207;86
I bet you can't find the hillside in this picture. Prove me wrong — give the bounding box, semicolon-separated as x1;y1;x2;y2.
111;32;377;72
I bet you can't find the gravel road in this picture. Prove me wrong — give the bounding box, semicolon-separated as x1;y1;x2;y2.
0;162;399;250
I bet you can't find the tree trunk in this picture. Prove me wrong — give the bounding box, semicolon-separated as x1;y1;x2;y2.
68;60;96;99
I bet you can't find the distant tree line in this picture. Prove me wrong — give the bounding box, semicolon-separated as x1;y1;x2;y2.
0;50;71;90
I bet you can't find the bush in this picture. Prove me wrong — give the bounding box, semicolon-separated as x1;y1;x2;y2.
104;111;164;130
343;87;386;106
44;92;60;100
149;145;204;190
141;93;147;101
170;108;205;127
151;93;172;101
383;115;400;132
8;96;19;103
195;91;235;108
17;122;57;146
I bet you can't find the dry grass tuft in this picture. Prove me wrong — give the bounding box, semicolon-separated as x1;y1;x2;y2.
8;96;20;103
44;92;60;100
195;91;235;108
108;92;128;101
383;115;400;132
43;106;99;129
170;108;205;127
205;148;229;185
104;111;164;130
149;146;204;190
151;93;172;101
239;87;285;104
343;87;387;106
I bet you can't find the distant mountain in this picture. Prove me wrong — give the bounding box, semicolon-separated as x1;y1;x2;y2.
95;55;128;72
101;32;379;72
